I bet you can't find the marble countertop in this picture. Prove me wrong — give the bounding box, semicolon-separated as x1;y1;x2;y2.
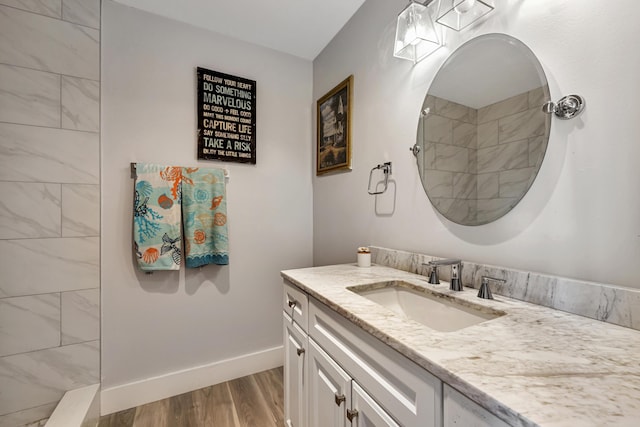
281;264;640;427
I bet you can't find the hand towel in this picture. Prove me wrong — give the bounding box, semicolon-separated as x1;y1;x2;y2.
133;163;183;271
181;167;229;267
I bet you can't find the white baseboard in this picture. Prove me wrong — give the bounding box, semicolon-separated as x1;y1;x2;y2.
100;345;283;416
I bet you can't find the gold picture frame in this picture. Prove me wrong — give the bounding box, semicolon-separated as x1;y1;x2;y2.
317;75;353;175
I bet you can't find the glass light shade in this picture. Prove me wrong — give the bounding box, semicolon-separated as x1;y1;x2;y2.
436;0;494;31
394;1;441;63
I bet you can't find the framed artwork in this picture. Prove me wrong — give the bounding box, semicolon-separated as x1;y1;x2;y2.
197;67;257;164
316;75;353;175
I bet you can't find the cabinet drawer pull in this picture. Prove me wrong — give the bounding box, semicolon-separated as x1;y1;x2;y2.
296;348;305;356
287;299;297;309
346;409;358;422
334;393;345;406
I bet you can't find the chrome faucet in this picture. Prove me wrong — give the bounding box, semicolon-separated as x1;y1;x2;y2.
422;259;464;291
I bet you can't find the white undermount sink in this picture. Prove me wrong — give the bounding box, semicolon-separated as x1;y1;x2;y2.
348;281;505;332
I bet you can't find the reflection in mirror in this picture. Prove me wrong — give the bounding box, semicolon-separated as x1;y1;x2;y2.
416;33;550;226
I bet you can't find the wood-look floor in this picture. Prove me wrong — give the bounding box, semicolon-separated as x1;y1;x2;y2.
99;367;284;427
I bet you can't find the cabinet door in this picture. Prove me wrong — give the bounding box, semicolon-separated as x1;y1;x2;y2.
284;313;307;427
308;339;351;427
351;381;400;427
443;384;509;427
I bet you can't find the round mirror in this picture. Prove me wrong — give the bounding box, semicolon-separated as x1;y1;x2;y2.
416;33;550;225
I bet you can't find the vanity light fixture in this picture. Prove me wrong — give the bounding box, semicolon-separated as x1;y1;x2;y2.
393;0;441;63
394;0;495;63
435;0;494;31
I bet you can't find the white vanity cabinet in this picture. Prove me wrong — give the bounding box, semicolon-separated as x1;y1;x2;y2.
283;279;443;427
283;280;509;426
443;385;510;427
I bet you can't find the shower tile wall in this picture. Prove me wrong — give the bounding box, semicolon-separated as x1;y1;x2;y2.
476;86;548;223
421;95;478;224
0;1;101;426
422;87;548;224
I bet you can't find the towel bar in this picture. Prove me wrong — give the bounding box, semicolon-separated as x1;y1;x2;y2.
130;163;229;180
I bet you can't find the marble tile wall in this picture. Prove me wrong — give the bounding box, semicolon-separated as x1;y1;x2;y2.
0;64;60;127
60;289;99;345
422;89;548;224
421;95;478;224
475;86;549;224
0;295;60;356
0;1;100;425
370;246;640;332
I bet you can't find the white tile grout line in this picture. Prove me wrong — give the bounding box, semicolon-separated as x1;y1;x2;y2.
0;118;100;133
59;292;63;347
0;288;100;301
0;3;101;30
0;339;100;359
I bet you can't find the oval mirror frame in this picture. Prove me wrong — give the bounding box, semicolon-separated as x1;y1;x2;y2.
416;33;551;226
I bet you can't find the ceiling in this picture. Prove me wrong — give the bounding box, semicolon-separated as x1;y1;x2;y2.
113;0;367;60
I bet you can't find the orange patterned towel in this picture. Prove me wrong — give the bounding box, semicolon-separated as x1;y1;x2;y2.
133;164;183;271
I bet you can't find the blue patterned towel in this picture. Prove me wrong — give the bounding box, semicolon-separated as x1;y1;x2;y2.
133;163;183;271
182;167;229;267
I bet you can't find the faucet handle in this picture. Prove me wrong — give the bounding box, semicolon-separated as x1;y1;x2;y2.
477;277;493;299
428;266;439;284
421;262;440;284
477;276;505;299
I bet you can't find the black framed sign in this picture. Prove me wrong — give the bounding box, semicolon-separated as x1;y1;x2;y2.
197;67;257;164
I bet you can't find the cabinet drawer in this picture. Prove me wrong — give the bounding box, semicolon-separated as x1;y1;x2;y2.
283;280;308;331
444;384;509;427
309;297;442;427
